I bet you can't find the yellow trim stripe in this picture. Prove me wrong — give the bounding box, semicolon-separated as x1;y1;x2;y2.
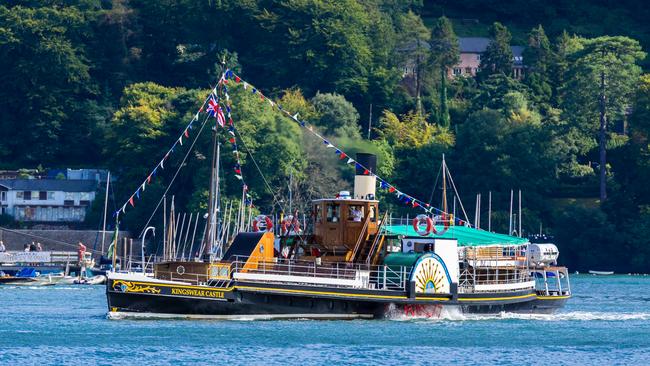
458;293;537;302
235;285;410;300
536;295;571;300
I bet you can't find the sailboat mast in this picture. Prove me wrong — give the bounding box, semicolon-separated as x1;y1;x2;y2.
101;171;110;254
442;155;448;214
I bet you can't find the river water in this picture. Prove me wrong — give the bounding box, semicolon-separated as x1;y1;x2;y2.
1;275;649;365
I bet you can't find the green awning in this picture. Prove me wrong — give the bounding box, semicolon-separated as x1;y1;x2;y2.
382;225;528;247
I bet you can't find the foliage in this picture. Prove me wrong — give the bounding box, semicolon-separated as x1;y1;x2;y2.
310;93;361;139
429;16;459;127
1;1;650;270
477;22;513;79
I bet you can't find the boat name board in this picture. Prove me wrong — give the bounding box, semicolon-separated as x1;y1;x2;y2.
0;251;52;263
170;287;225;298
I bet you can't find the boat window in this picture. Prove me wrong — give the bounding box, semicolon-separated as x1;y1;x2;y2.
314;204;322;223
348;205;364;222
369;205;377;222
326;203;340;223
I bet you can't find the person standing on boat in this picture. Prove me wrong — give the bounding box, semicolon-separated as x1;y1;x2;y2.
77;242;86;263
29;241;37;251
36;242;43;252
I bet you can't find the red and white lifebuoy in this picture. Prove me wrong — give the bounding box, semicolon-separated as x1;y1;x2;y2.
280;215;301;235
252;215;273;232
431;213;450;235
412;214;433;236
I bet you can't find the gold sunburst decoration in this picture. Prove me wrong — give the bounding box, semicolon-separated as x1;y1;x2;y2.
413;256;450;294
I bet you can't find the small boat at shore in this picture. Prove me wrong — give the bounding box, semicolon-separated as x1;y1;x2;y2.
589;270;615;276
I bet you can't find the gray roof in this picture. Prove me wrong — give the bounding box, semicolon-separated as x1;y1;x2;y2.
0;179;98;192
458;37;525;58
459;37;492;53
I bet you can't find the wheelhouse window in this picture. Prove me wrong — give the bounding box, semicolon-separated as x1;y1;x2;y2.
314;204;322;223
348;205;365;222
326;203;340;223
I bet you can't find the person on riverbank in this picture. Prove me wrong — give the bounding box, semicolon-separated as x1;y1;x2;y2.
0;240;5;252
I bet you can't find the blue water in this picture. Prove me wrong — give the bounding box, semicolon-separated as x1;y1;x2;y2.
1;275;649;365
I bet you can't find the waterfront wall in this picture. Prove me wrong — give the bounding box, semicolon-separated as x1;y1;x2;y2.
0;229;139;256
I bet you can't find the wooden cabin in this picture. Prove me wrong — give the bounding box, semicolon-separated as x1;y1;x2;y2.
312;198;379;253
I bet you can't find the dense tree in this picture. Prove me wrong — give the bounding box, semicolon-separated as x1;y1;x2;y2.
311;93;361;139
477;22;514;80
396;10;430;115
523;25;553;108
0;5;103;167
564;36;645;201
429;16;459;127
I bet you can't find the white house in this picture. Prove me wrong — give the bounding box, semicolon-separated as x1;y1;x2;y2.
0;179;98;222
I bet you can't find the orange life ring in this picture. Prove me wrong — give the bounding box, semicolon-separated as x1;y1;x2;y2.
280;215;301;235
412;214;433;236
252;215;273;232
431;213;450;235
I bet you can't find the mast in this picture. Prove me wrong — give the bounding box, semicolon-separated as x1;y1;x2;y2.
441;154;448;214
101;171;110;254
203;125;218;259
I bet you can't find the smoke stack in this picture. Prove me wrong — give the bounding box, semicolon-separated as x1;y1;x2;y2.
354;153;377;200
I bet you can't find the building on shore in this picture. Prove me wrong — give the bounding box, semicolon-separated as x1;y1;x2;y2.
0;179;99;222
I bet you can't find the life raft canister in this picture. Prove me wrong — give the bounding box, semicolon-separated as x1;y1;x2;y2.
252;215;273;232
280;215;301;235
412;214;433;236
431;213;450;235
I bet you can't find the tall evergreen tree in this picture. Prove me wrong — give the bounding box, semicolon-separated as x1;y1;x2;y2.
396;10;430;115
477;22;513;80
564;36;645;201
523;25;553;108
429;16;459;128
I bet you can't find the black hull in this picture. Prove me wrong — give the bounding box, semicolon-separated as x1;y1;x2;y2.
106;278;568;319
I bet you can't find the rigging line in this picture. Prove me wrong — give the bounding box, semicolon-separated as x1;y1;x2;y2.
136;114;212;238
232;126;286;213
117;93;213;214
0;227;105;255
427;160;443;205
230;72;452;217
445;166;471;225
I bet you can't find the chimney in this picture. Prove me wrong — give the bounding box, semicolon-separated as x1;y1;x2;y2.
354;153;377;200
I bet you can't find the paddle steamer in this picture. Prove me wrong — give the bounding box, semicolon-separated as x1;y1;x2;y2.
106;70;570;319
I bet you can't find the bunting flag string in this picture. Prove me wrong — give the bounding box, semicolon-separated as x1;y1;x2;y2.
113;76;224;218
221;85;253;207
225;70;464;224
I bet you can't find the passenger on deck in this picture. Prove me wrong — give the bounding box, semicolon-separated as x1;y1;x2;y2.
350;206;363;222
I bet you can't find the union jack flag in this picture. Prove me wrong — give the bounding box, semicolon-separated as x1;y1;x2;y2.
206;95;226;127
206;95;219;116
215;105;226;127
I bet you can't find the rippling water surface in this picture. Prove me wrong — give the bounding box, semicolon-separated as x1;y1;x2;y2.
1;275;649;365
